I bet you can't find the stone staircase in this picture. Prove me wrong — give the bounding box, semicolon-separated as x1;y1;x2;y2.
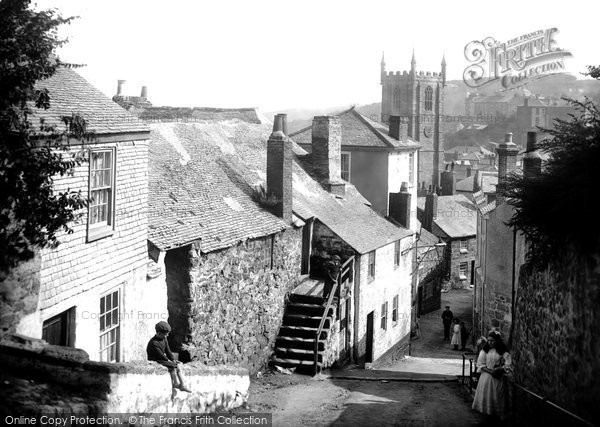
271;293;334;373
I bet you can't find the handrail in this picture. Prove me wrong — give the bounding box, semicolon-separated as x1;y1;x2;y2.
511;382;594;426
314;256;354;375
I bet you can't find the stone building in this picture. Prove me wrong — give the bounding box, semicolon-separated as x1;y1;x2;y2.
464;92;522;118
417;189;477;287
2;67;167;362
380;52;446;188
289;107;420;224
147;112;416;372
515;97;575;149
472;132;531;340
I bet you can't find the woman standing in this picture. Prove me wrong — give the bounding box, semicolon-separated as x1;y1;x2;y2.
451;318;461;350
472;330;511;420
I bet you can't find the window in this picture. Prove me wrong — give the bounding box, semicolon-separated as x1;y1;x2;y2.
42;307;76;347
99;289;120;362
424;86;433;111
459;262;468;280
460;239;468;254
341;152;351;181
368;251;376;281
408;152;414;185
393;86;401;109
381;302;388;330
248;236;273;270
394;241;401;267
88;149;116;241
392;295;399;325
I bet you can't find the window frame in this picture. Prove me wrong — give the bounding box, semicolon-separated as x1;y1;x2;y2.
460;239;469;254
341;152;351;181
394;241;401;267
392;295;399;325
408;152;415;185
87;147;117;242
99;288;121;363
459;262;468;280
381;302;388;330
424;86;433;112
393;86;401;109
368;251;376;281
42;307;76;347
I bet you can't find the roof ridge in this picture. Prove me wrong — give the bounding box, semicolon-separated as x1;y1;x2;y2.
350;109;396;148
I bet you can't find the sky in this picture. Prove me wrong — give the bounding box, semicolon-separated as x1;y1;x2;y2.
35;0;599;112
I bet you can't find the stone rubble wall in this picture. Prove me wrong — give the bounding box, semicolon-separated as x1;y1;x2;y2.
512;252;600;425
0;335;249;416
166;228;302;374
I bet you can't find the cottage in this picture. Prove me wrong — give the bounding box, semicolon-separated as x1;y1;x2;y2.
289;107;420;224
3;67;166;362
146;110;416;372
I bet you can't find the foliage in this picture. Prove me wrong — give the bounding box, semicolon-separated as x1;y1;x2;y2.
0;0;88;274
505;72;600;265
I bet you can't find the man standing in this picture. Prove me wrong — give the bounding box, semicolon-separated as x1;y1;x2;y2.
442;305;454;341
147;321;191;393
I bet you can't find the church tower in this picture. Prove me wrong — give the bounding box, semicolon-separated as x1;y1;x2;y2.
381;52;445;188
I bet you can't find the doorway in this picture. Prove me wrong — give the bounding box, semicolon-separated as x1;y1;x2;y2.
365;311;374;363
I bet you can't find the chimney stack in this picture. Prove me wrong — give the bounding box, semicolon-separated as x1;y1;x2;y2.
312;116;345;196
389;116;408;141
474;169;481;192
267;114;293;223
523;131;542;180
496;132;519;202
440;162;456;196
389;182;412;230
423;187;438;232
140;86;148;99
116;79;126;97
466;166;472;177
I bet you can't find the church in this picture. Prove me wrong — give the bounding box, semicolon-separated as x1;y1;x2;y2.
380;52;446;188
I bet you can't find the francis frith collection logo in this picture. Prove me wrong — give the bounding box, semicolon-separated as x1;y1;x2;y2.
463;28;572;89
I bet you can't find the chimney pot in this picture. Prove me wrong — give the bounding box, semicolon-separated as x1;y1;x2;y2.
274;113;288;136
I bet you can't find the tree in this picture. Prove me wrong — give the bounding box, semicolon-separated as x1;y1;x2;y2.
0;0;88;274
505;67;600;265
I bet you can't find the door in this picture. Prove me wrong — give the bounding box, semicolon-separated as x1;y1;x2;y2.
471;260;476;285
366;311;374;363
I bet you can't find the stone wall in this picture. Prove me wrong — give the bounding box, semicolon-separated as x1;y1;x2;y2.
166;228;302;374
512;251;600;425
0;335;248;416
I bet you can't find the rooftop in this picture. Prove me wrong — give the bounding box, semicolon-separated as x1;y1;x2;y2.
417;194;477;239
289;107;420;151
148;117;412;254
32;67;149;136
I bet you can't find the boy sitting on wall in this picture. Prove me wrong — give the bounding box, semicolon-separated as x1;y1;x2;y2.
147;321;191;393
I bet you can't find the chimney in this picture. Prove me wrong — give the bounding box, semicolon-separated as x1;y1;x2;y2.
140;86;148;99
275;113;288;136
440;162;456;196
466;166;472;177
312;116;345;196
116;79;126;97
389;182;412;229
267;114;293;223
389;116;408;141
496;132;519;201
423;186;438;232
524;97;529;107
523;131;542;180
474;169;481;192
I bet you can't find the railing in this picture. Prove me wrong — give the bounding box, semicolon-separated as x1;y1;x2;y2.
461;352;478;394
313;256;354;375
511;382;594;427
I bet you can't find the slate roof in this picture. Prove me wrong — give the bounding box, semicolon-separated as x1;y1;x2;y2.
289;107;420;151
456;173;498;194
138;107;266;123
417;194;477;239
148;119;412;254
31;67;149;135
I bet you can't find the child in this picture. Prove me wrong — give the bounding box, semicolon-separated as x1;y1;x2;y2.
147;321;191;393
451;318;461;350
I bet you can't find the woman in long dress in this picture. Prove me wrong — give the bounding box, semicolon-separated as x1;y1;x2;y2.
472;330;511;419
451;318;461;350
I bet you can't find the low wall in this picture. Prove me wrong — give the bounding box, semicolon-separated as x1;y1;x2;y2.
0;335;249;415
